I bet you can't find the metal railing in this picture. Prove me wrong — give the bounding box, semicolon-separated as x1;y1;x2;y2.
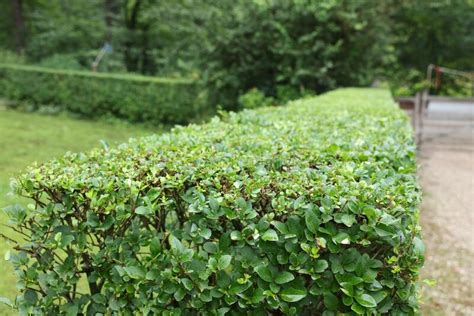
426;64;474;96
413;90;474;147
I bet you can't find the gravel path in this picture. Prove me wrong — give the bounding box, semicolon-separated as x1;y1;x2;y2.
417;102;474;315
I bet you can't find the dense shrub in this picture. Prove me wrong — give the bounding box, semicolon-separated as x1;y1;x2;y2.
0;63;206;124
36;54;85;71
202;0;394;109
4;88;423;314
238;88;274;109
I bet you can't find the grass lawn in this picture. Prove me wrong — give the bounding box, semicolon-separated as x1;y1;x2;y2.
0;106;161;314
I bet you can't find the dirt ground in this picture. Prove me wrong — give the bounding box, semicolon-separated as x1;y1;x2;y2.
415;103;474;315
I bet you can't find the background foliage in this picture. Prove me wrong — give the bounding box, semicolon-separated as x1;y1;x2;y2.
1;0;472;110
0;63;205;124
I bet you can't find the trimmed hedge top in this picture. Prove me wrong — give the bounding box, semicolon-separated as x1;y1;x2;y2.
6;88;423;315
0;63;204;125
0;63;193;84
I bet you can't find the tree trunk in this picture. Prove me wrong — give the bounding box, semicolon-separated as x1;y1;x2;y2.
11;0;25;54
123;0;141;72
104;0;118;43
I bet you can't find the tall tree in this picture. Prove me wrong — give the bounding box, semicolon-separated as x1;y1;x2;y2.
104;0;118;43
11;0;26;54
123;0;142;72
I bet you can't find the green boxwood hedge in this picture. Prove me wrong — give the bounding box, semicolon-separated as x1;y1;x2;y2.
4;88;423;315
0;63;205;124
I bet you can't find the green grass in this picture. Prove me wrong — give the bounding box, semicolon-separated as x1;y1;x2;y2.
0;106;161;314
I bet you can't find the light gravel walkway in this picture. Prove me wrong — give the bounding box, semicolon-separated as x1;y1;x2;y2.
417;101;474;315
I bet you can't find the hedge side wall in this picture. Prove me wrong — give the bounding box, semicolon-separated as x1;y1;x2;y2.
5;88;423;315
0;63;205;124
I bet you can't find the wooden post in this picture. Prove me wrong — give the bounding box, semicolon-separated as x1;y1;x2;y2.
416;89;430;148
414;92;421;147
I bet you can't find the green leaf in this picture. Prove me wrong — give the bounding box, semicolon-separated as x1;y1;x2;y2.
169;234;184;253
362;207;378;221
271;221;289;234
305;207;320;233
174;288;186;302
181;278;193;290
124;266;145;279
0;297;12;307
236;197;248;210
374;224;395;237
219;233;231;251
280;287;307;302
230;230;242;240
86;211;100;227
91;293;106;304
340;282;354;297
321;196;333;210
423;278;436;287
329;256;343;274
323;292;339;310
150;237;162;255
135;206;153;215
355;293;377;308
336;274;363;286
412;236;425;256
60;235;75;248
209;197;219;210
203;242;218;254
262;229;279;241
251;288;265;304
100;214;114;230
341;214;355;227
54;232;62;243
255;265;273;282
181;249;194;262
333;232;350;244
275;272;294;284
217;307;230;316
315;259;329;273
218;255;232;270
342;295;353;306
199;228;212;239
351;302;365;314
66;305;79;316
24;288;38;304
145;270;160;280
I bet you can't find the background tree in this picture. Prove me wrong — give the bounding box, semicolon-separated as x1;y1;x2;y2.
11;0;26;54
0;0;472;103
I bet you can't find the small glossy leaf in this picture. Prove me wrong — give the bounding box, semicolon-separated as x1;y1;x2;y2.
230;231;242;240
218;255;232;270
305;207;320;233
174;288;186;302
280;288;307;302
135;206;153;215
271;221;289;234
315;259;329;273
262;229;279;241
341;214;355;227
275;272;294;284
355;293;377;308
255;265;272;282
24;288;38;304
199;228;212;239
124;266;145;279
